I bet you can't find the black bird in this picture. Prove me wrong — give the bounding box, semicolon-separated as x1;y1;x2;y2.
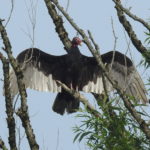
9;37;148;115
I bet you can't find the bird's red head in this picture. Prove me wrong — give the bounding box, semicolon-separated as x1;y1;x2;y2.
71;37;82;47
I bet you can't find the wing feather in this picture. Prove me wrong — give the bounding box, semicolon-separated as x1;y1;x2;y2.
10;48;68;96
10;48;148;104
79;51;148;103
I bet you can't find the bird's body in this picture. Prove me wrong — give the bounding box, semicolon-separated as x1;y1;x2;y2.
9;38;148;115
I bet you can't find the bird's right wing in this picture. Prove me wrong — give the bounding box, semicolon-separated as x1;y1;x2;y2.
10;48;69;96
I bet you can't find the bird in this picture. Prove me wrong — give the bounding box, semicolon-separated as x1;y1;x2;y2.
9;37;148;115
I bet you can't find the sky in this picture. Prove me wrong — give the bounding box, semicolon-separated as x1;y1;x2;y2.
0;0;150;150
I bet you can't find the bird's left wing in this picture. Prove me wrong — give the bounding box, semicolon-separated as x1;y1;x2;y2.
78;51;148;104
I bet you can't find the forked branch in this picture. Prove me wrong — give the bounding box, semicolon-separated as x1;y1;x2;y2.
112;0;150;31
113;0;147;54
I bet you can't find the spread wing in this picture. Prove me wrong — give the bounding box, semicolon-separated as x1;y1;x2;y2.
10;48;70;96
78;51;148;104
10;48;148;104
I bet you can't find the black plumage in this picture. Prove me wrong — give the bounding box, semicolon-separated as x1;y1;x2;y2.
9;37;148;115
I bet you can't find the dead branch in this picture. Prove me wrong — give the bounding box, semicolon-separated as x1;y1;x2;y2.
88;30;100;52
112;0;150;31
45;0;150;140
24;0;38;47
113;0;147;54
111;17;118;50
0;52;17;150
65;0;70;12
56;81;101;117
5;0;14;27
0;19;39;150
44;0;72;51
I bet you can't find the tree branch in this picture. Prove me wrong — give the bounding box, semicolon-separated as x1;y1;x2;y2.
0;19;39;150
44;0;72;51
111;17;118;50
0;53;17;150
56;81;101;117
88;30;100;52
46;0;150;140
5;0;14;27
112;0;147;54
112;0;150;32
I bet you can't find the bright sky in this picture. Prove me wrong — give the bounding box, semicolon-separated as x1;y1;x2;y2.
0;0;150;150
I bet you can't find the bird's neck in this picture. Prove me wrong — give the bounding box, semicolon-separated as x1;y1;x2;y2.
69;46;81;55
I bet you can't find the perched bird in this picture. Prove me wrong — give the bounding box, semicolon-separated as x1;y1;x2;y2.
9;37;148;115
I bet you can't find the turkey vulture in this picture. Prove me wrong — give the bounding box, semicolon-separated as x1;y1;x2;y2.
9;37;148;115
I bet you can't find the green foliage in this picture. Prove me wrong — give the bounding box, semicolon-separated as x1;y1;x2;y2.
73;100;150;150
73;31;150;150
142;32;150;67
141;50;150;68
145;32;150;45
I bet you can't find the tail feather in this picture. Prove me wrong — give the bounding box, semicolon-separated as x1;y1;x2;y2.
52;91;79;115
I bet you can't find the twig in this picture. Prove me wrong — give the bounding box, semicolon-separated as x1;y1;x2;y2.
5;0;14;27
46;1;150;140
56;81;101;117
112;0;150;32
13;94;20;110
0;19;39;150
17;126;25;150
0;52;17;150
109;18;117;73
55;129;59;150
88;30;100;52
65;0;70;12
24;0;38;48
111;17;118;50
0;138;8;150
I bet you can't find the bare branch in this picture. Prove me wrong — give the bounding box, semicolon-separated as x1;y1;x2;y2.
111;17;118;50
24;0;38;47
110;18;118;72
56;81;101;117
88;30;100;52
16;109;39;150
112;0;150;31
0;52;17;150
5;0;14;27
65;0;70;12
0;19;39;150
44;0;72;51
112;0;147;54
55;129;59;150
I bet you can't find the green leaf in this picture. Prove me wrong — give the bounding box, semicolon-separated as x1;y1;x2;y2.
73;132;81;143
79;131;92;142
